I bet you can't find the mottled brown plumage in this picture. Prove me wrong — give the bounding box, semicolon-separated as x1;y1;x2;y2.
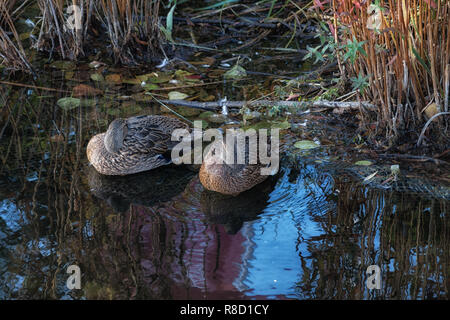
199;133;272;196
87;115;189;175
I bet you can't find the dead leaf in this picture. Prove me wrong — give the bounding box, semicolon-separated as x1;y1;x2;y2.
72;84;103;97
105;74;122;84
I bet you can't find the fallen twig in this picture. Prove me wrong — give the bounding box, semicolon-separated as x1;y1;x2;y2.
160;99;377;112
0;80;70;93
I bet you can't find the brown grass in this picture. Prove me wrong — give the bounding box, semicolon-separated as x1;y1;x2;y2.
0;0;33;73
32;0;161;64
97;0;161;64
329;0;449;146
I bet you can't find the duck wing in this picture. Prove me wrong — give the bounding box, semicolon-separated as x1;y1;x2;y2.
124;115;189;155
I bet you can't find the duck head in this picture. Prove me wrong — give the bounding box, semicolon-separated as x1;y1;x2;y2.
104;118;128;153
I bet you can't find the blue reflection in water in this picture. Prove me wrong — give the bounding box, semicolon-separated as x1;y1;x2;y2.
239;166;334;298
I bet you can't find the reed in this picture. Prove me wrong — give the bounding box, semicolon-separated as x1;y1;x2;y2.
33;0;96;60
0;1;33;73
323;0;449;146
97;0;161;64
31;0;161;64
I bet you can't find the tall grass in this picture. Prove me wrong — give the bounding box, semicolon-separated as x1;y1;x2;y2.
33;0;92;60
97;0;161;64
33;0;161;63
327;0;449;145
0;0;33;72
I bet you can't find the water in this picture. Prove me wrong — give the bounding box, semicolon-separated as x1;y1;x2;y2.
0;89;448;300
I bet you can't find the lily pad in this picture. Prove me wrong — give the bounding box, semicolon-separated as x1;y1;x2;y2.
57;97;81;110
168;91;189;100
354;160;373;166
294;140;320;150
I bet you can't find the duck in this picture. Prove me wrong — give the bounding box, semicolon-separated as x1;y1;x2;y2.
87;115;189;175
199;132;274;196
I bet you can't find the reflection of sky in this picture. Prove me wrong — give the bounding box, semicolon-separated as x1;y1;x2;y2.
240;167;334;298
0;199;24;233
0;199;25;299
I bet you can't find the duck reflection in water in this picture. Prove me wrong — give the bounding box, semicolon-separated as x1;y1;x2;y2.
88;165;196;212
200;175;278;234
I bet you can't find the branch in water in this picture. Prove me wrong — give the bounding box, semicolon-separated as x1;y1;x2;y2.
159;99;377;112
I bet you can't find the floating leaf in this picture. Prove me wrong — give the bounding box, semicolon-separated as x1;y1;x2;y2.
105;74;122;84
168;91;189;100
272;120;291;130
51;60;75;70
57;97;81;110
355;160;373;166
198;111;215;119
72;84;103;97
79;99;97;107
122;78;142;85
142;83;159;91
148;73;171;83
294;140;320;150
90;73;104;82
224;64;247;80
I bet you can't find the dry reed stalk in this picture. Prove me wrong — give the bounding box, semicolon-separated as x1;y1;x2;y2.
97;0;161;64
0;0;33;72
330;0;449;145
34;0;94;60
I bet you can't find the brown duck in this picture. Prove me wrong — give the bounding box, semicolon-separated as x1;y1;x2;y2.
87;115;189;175
199;133;272;196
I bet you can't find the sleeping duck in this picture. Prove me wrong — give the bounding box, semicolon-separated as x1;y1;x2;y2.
199;132;274;196
87;115;189;175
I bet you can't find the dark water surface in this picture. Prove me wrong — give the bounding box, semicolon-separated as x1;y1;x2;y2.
0;84;448;300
